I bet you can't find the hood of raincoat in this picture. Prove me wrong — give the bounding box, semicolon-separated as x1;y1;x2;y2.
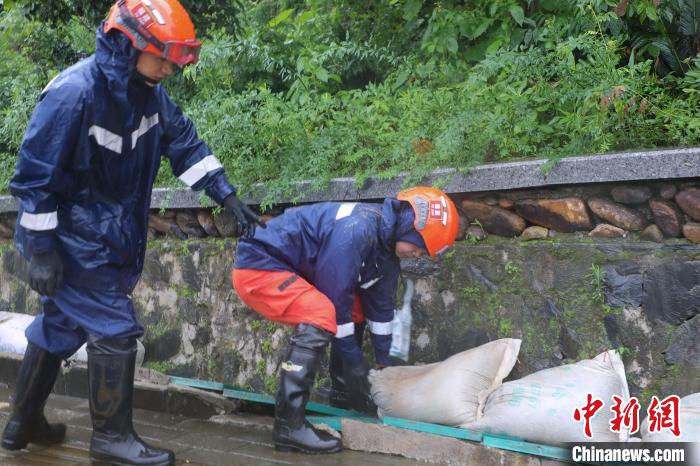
380;198;425;251
11;20;235;293
95;21;141;107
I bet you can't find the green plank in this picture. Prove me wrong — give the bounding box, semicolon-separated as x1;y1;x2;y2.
482;434;572;462
170;376;367;418
220;388;367;417
305;402;363;418
169;376;224;392
223;388;275;404
382;416;482;442
307;415;381;431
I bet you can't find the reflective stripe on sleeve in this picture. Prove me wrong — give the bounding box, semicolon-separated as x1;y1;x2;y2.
20;211;58;231
178;155;223;187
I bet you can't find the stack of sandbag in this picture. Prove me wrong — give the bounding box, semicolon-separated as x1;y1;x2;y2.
467;350;631;444
369;338;521;426
641;393;700;442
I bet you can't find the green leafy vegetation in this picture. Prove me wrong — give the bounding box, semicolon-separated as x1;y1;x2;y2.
588;262;613;315
461;284;481;301
1;1;699;206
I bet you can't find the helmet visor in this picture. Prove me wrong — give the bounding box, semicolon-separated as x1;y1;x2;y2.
163;40;201;66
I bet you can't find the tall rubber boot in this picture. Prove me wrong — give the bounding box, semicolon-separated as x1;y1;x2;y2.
1;343;66;450
87;336;174;466
273;323;342;454
329;322;365;409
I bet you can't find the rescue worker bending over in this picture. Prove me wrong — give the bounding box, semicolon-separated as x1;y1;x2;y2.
233;187;459;454
1;1;264;465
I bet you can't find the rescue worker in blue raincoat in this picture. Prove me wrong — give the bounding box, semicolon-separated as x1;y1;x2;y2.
1;1;265;465
232;186;459;454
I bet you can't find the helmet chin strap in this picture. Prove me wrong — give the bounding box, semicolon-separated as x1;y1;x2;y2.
132;68;160;86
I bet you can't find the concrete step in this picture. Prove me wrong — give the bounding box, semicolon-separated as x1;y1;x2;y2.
0;384;412;465
0;351;572;465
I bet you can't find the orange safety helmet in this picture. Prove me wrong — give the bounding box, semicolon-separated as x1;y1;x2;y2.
104;0;201;66
397;186;459;258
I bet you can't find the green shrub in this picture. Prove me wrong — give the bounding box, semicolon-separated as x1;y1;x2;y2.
1;2;699;205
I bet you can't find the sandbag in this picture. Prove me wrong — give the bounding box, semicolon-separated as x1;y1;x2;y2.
369;338;521;426
641;393;700;442
0;311;145;367
468;350;630;444
0;311;35;354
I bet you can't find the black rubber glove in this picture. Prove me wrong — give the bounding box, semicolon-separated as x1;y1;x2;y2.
385;355;409;367
222;194;266;238
343;357;378;415
28;250;64;297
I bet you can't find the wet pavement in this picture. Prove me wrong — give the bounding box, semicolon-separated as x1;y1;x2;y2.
0;385;421;465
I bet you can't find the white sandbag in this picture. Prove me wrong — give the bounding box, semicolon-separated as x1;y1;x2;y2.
0;311;35;354
641;393;700;442
0;311;144;367
468;350;630;445
64;339;146;369
369;338;521;426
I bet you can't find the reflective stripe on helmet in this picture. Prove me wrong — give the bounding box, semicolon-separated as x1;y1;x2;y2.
441;196;448;226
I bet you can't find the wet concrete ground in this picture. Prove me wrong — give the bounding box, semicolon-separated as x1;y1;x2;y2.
0;385;420;465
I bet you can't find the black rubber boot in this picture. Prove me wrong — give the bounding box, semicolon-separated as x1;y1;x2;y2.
1;343;66;451
87;336;174;466
329;322;365;409
273;323;342;454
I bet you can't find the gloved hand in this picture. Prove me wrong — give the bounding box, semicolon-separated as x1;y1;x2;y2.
223;194;267;238
343;357;377;415
385;355;408;367
28;250;64;297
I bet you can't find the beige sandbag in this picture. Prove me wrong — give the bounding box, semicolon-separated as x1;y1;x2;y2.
0;311;145;367
641;393;700;442
369;338;521;426
468;350;630;445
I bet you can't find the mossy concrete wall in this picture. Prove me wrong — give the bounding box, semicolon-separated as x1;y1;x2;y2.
1;237;698;405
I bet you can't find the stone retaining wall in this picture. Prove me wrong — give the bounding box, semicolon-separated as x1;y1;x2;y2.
1;167;699;406
2;180;698;245
1;232;698;407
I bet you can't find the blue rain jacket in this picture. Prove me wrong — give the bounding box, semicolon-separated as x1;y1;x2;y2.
10;24;235;294
235;199;416;366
